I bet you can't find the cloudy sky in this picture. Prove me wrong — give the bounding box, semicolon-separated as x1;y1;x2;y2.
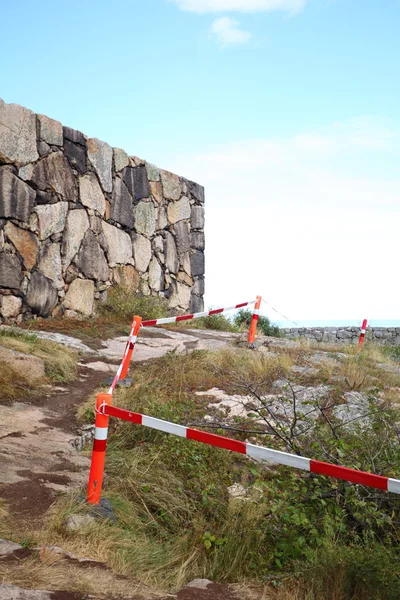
1;0;399;322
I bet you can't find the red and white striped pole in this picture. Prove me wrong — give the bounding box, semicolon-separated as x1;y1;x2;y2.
107;315;142;395
358;319;368;350
142;300;257;327
119;315;142;381
87;393;112;505
248;295;262;345
102;403;400;495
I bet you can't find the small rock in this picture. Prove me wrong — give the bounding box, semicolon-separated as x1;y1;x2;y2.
0;539;23;556
227;483;247;499
0;295;22;318
185;579;214;590
65;514;96;533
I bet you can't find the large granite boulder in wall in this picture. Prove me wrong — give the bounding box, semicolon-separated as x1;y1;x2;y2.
121;165;150;201
33;202;69;241
101;221;132;265
167;196;190;224
111;177;134;228
25;271;58;317
37;243;63;289
0;168;36;223
62;209;90;269
37;114;63;146
174;221;190;255
134;201;155;238
87;138;113;193
0;100;38;166
132;234;152;273
79;173;106;216
32;152;78;201
4;222;39;270
113;148;130;172
113;265;139;292
64;139;87;173
74;230;109;281
63;278;95;316
161;170;182;200
190;251;205;277
0;253;23;290
165;231;179;274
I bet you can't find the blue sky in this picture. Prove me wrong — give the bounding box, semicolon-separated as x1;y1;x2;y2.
1;0;399;321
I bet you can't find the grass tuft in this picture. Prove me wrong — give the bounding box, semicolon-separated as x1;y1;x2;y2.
99;287;169;323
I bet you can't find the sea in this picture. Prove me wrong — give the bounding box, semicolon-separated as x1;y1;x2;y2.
275;319;400;329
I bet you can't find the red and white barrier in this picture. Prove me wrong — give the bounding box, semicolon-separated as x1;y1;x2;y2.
358;318;368;350
87;393;112;504
107;315;142;395
100;404;400;495
141;300;257;327
248;295;262;344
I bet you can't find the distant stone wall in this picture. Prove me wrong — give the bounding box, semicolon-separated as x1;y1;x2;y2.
281;327;400;346
0;99;205;321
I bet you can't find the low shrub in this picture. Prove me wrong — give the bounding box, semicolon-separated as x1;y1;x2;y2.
182;314;239;332
233;309;280;337
99;287;169;322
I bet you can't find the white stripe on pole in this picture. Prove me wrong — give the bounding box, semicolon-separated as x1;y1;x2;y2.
253;309;260;315
388;478;400;494
94;427;108;440
142;416;188;437
246;444;311;471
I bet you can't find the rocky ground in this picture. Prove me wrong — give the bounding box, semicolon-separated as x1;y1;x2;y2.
1;326;399;600
0;326;253;600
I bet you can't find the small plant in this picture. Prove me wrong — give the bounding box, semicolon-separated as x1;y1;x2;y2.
99;286;169;322
183;313;239;332
233;309;280;337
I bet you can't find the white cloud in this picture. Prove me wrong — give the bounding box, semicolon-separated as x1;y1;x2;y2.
170;0;306;13
166;118;400;321
210;17;252;45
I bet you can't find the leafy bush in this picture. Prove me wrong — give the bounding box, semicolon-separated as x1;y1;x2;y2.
294;544;400;600
99;286;169;322
233;309;280;337
184;314;239;332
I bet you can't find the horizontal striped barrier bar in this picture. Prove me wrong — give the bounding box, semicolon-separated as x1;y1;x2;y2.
103;405;400;495
142;300;257;327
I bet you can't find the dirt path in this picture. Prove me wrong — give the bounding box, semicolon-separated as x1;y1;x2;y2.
0;327;238;524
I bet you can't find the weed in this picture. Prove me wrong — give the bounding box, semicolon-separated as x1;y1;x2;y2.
99;287;169;322
174;313;239;332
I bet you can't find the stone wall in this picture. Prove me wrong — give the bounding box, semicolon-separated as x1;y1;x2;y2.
0;98;205;321
281;327;400;346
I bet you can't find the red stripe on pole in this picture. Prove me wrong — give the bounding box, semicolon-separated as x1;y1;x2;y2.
362;319;368;330
105;405;143;425
253;314;259;321
187;428;247;454
93;439;107;452
144;319;157;327
310;460;388;491
176;314;194;322
209;308;224;315
235;302;249;309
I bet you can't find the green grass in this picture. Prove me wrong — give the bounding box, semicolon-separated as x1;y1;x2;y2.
7;337;398;598
0;328;78;400
173;313;239;332
99;287;169;322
